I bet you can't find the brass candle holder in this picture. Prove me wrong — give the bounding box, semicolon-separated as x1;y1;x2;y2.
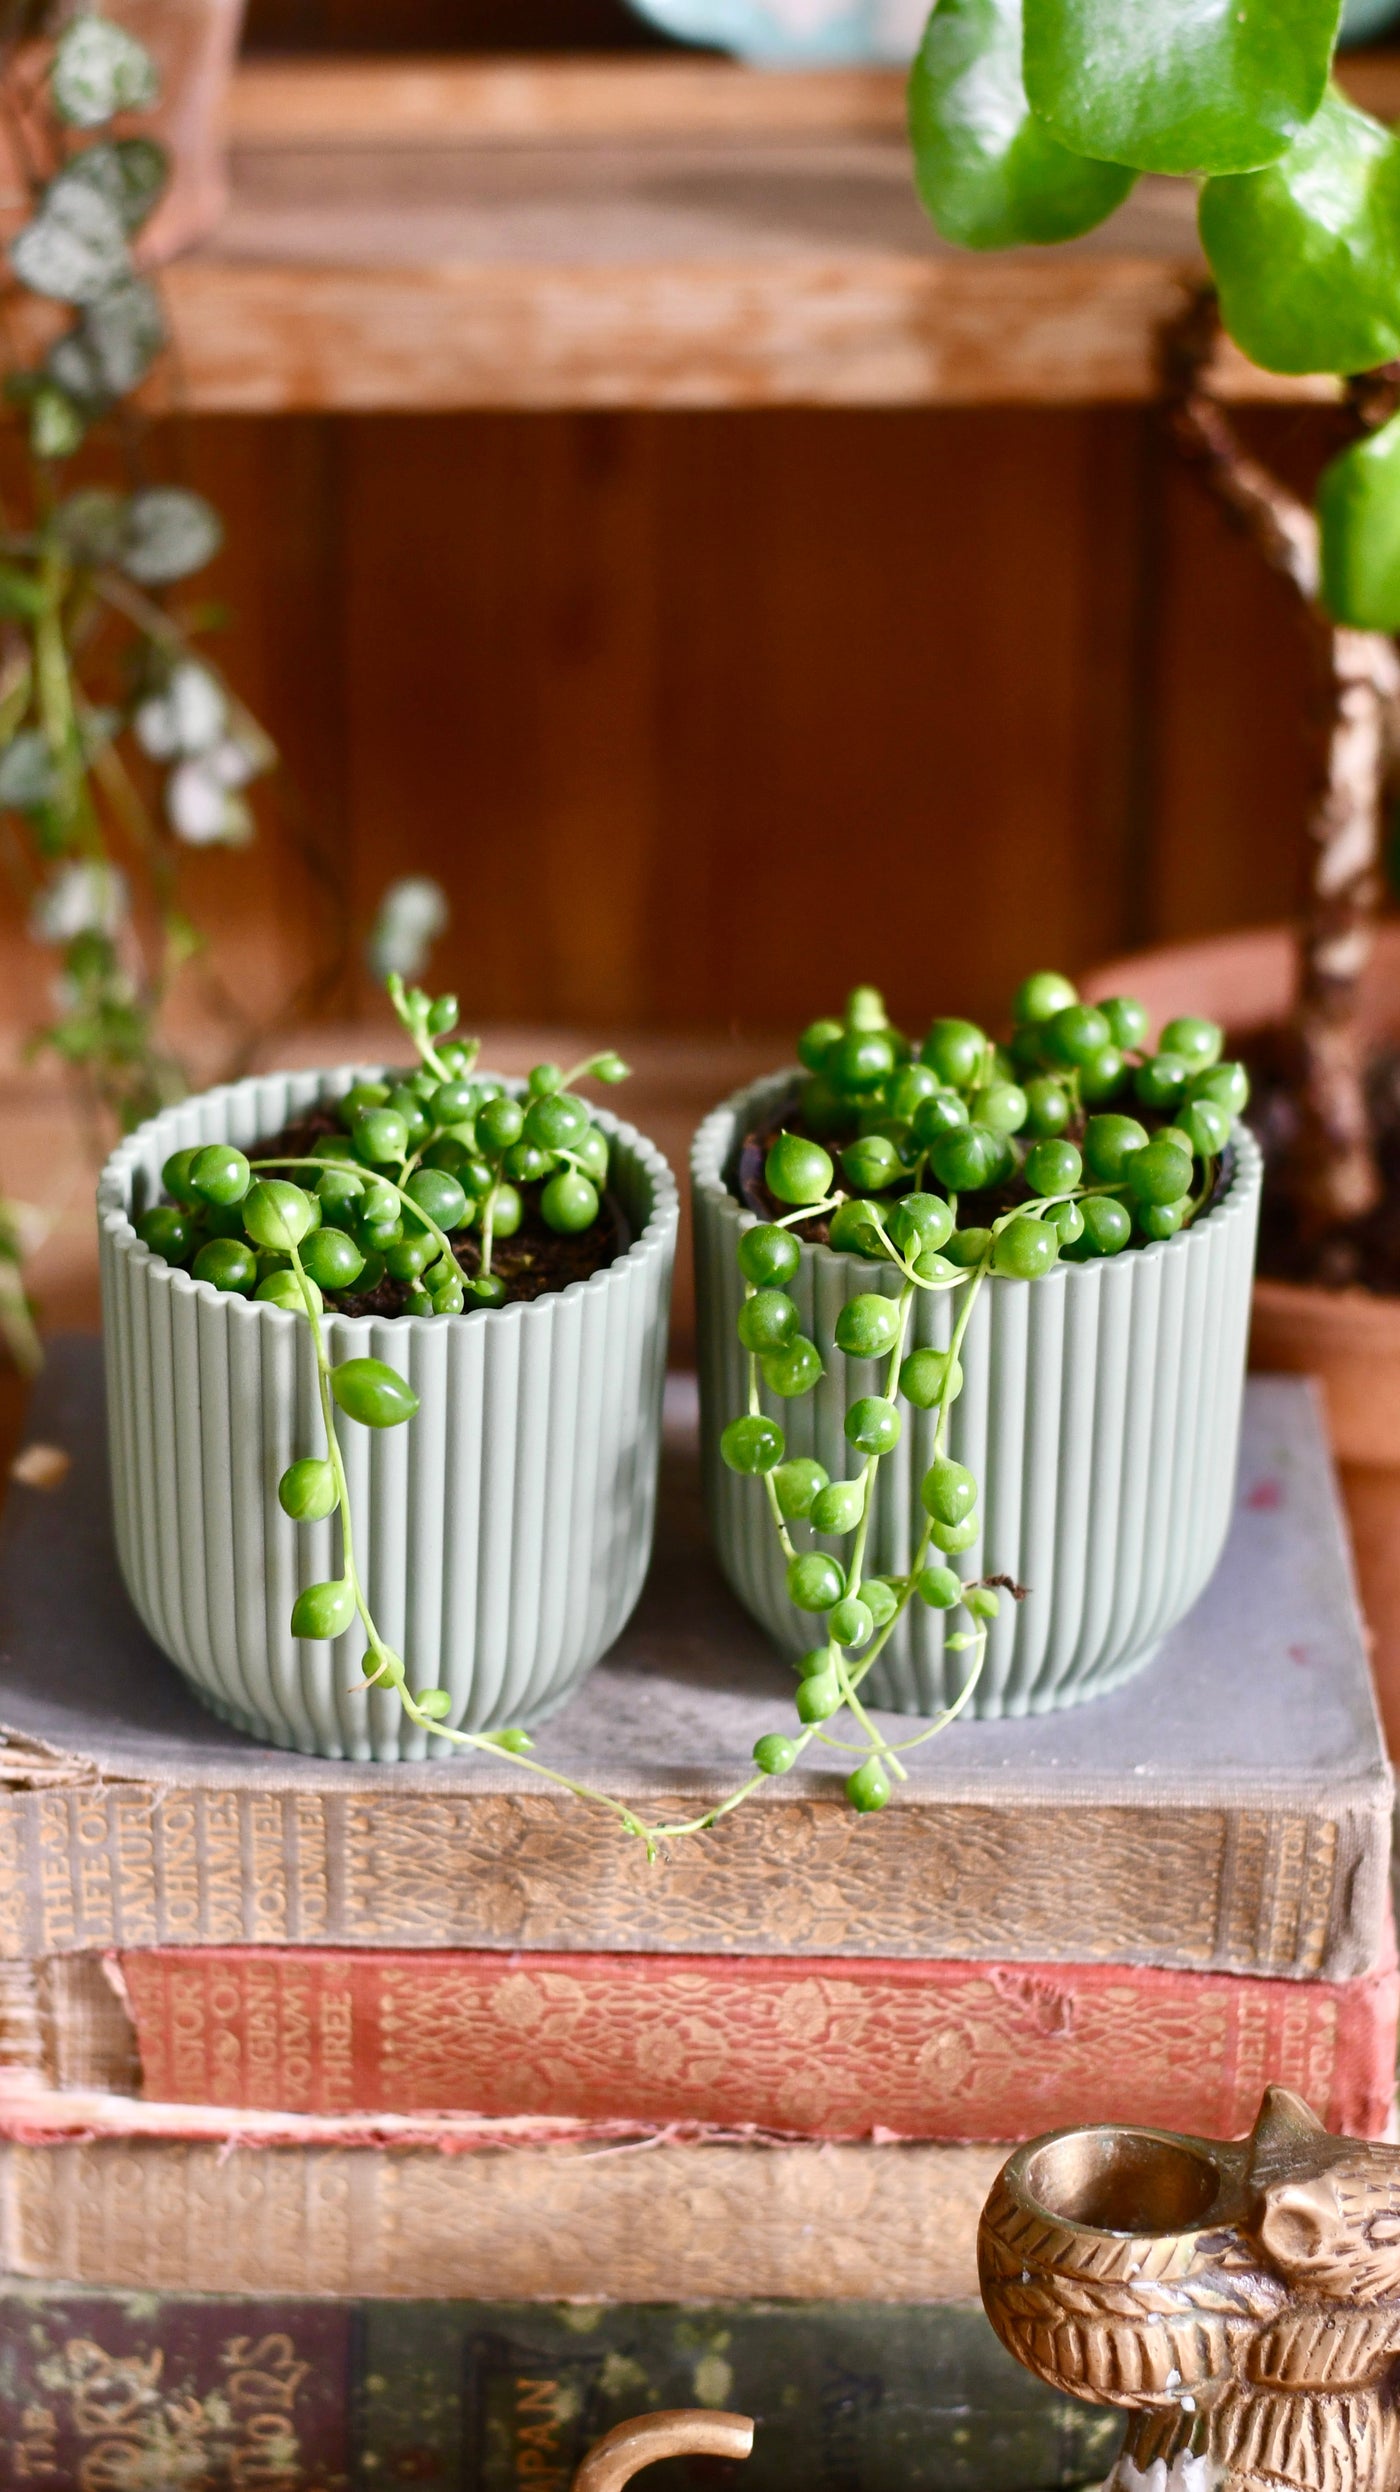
568;2087;1400;2492
979;2085;1400;2491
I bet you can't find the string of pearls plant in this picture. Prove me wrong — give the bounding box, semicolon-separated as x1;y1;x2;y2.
716;971;1250;1815
137;974;709;1850
132;968;1247;1849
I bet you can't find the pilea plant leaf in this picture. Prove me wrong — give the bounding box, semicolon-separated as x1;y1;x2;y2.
1318;409;1400;631
909;0;1135;250
1199;92;1400;375
1022;0;1344;177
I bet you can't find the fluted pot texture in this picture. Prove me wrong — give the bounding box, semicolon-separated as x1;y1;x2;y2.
693;1072;1262;1718
99;1066;678;1761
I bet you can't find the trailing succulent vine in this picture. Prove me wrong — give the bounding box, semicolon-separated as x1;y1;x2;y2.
715;972;1250;1813
0;6;272;1364
134;974;698;1848
907;0;1400;1239
135;967;1249;1848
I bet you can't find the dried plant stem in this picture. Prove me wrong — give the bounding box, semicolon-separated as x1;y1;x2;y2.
1164;291;1400;1234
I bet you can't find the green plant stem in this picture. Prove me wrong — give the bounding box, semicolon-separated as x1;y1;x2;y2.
934;1244;991;1459
479;1177;499;1278
845;1280;913;1601
827;1278;917;1783
285;1231;698;1856
34;557;96;853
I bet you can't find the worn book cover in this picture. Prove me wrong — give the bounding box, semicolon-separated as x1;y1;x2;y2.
0;1344;1390;1979
0;2288;1122;2491
93;1941;1397;2138
0;2124;1006;2300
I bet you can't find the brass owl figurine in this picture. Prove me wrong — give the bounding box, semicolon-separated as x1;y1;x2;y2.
978;2086;1400;2492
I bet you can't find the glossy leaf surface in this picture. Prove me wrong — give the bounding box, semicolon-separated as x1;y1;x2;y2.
1200;92;1400;373
1318;409;1400;629
910;0;1134;247
1023;0;1344;176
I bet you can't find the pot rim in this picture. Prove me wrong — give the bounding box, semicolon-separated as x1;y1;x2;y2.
99;1060;679;1336
691;1064;1262;1275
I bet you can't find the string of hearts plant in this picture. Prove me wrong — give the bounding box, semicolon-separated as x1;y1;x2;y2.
0;6;273;1366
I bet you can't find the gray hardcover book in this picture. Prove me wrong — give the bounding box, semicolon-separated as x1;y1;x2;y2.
0;1340;1389;1977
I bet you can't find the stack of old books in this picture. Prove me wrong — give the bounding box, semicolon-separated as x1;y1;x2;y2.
0;1340;1392;2490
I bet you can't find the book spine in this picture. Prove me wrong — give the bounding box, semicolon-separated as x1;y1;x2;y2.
0;2134;1006;2300
0;2288;1121;2492
0;1776;1386;1981
112;1943;1399;2141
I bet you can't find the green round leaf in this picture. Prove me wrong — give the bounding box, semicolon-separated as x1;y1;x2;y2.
290;1577;357;1642
243;1179;315;1252
1319;405;1400;629
330;1357;420;1429
910;0;1135;249
1200;93;1400;374
278;1457;339;1522
1022;0;1343;177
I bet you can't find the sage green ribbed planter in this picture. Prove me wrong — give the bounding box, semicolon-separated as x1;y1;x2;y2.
98;1065;678;1761
693;1071;1262;1719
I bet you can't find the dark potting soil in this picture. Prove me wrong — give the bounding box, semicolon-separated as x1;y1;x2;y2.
239;1103;627;1315
1246;1034;1400;1296
735;1091;1230;1240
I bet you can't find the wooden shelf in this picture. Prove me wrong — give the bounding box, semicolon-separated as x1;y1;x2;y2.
134;52;1399;410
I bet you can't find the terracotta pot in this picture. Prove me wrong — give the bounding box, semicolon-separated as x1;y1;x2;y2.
1084;921;1400;1754
0;0;245;265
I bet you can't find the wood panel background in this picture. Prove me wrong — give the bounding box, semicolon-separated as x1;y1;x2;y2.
0;401;1334;1059
245;0;680;49
87;402;1326;1045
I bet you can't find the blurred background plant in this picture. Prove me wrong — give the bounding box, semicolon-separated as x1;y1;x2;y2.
0;1;273;1369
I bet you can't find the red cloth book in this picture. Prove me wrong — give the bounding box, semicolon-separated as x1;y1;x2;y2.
118;1941;1400;2141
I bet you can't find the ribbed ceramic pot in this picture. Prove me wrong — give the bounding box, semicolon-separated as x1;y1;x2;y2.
693;1072;1262;1718
98;1065;678;1761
